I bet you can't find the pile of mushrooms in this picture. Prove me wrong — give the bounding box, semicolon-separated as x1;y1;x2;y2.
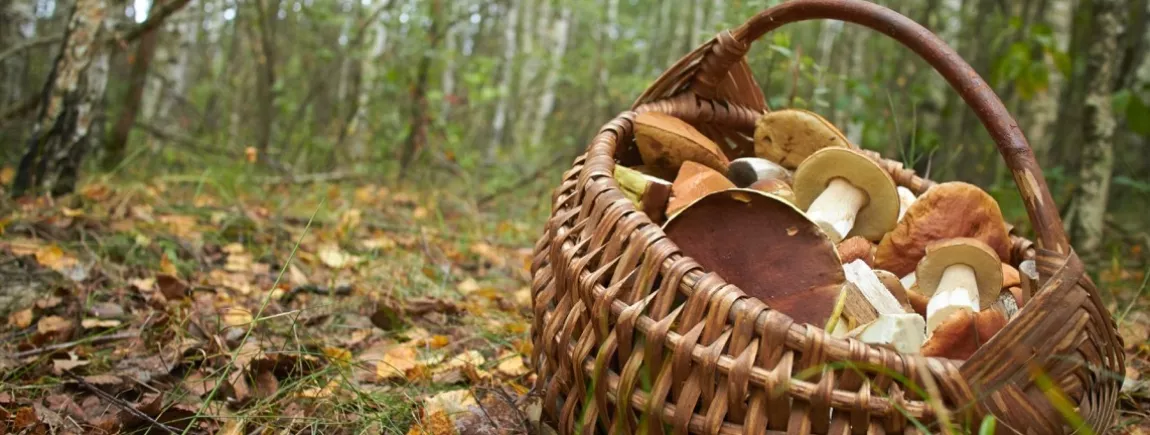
615;109;1029;360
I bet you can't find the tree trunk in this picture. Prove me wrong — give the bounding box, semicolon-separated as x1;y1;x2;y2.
151;0;197;122
398;0;442;181
104;0;165;170
12;0;110;197
1027;0;1073;167
2;1;36;107
252;0;278;157
528;6;571;149
347;1;391;162
1071;0;1123;260
487;1;518;162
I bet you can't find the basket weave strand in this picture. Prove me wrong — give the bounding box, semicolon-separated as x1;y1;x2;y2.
530;1;1124;433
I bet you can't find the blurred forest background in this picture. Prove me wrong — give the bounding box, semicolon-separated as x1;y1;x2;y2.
1;0;1149;432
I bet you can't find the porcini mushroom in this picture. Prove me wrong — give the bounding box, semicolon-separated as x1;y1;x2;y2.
873;269;912;311
749;178;796;204
920;306;1008;360
665;161;736;218
727;157;792;187
634;112;730;179
614;165;673;222
1018;259;1038;302
916;238;1004;335
754;109;853;169
793;148;900;243
663;189;844;327
875;182;1011;277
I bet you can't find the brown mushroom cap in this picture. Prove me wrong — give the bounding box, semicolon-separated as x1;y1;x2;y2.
754;109;852;169
920;307;1008;360
875;182;1011;276
665;162;737;218
749;178;796;204
1001;263;1020;289
915;238;1004;309
907;289;929;317
873;269;910;308
663;189;844;327
793;148;900;241
634;112;730;179
837;236;875;267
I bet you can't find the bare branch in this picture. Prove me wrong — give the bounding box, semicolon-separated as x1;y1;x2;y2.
0;35;64;64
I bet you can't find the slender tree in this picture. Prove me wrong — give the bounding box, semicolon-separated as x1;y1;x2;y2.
104;0;166;169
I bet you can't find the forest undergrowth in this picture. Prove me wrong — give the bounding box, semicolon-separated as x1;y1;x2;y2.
0;162;1147;434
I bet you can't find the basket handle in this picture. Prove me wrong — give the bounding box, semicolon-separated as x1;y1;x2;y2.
723;0;1070;255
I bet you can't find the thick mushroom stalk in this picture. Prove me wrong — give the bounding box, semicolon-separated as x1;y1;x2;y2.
806;178;868;241
925;264;980;333
793;148;899;243
916;238;1003;335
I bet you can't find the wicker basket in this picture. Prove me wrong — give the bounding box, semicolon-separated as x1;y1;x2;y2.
528;1;1125;433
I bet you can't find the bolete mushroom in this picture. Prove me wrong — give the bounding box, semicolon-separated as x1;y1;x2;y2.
920;306;1008;360
793;148;900;243
837;236;875;267
614;165;672;222
634;112;730;179
875;182;1011;277
727;157;792;187
754;109;852;169
873;269;913;312
1018;259;1038;302
665;161;736;218
663;189;844;328
916;238;1004;335
749;179;795;204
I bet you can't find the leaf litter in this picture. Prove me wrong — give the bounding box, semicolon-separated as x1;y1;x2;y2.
0;176;542;434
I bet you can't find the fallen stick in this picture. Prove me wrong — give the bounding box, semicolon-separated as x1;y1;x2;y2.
13;331;139;359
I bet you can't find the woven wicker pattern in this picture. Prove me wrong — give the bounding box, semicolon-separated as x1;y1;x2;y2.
529;1;1124;433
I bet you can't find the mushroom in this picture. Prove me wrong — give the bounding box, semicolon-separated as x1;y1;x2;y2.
749;178;795;204
842;260;905;315
837;236;874;267
792;148;900;243
916;238;1004;335
897;186;916;222
1018;259;1038;302
727;157;792;187
754;109;853;169
851;313;927;354
614;165;672;222
873;269;912;312
663;189;844;328
875;182;1012;277
634;112;730;179
665;161;736;218
920;306;1008;360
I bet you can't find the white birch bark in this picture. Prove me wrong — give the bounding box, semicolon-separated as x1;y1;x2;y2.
487;2;518;160
529;5;570;149
349;4;389;160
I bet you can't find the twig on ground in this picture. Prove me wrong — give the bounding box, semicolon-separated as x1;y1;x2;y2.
13;331;139;359
62;371;182;435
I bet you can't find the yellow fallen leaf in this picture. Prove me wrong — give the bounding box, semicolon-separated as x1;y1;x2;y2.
0;167;13;184
160;253;178;275
222;307;254;328
129;277;156;291
35;245;78;272
362;236;397;251
377;346;419;380
225;252;253;273
8;309;33;329
81;318;122;329
318;244;356;269
423;389;476;417
323;347;352;365
495;352;528;377
514;287;532;307
37;316;73;334
428;335;449;349
457;278;480;295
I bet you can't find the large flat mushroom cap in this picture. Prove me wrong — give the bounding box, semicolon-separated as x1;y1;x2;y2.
915;238;1004;309
634;112;730;179
792;148;900;241
754;109;852;168
663;189;845;327
875;182;1011;276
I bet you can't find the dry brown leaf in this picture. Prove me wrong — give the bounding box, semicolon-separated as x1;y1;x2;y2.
494;352;528;377
155;274;188;300
376;345;419;381
37;316;73;335
408;411;457;435
423;389;477;419
159;253;178;275
36;296;62;309
634;112;730;179
52;358;89;374
469;243;506;269
8;308;33;329
222;307;254;328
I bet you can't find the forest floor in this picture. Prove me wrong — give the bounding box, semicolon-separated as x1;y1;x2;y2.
0;167;1148;434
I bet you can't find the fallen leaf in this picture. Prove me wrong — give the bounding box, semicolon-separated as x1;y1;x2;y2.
8;309;33;329
129;276;156;291
225;251;253;273
156;274;189;299
159;252;178;275
362;236;397;251
408;411;456;435
323;347;352;365
88;302;125;318
36;296;62;309
513;287;532;308
222;307;254;328
457;278;480;295
52;358;90;374
0;166;13;184
289;263;309;286
423;389;476;419
376;346;419;381
37;316;73;335
81;318;122;329
318;244;356;269
34;245;77;272
495;353;528;377
470;242;506;269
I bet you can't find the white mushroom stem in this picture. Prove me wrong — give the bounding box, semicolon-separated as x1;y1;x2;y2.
925;264;982;335
806;178;867;242
897;186;916;222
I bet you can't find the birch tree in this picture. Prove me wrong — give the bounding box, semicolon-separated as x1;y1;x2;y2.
1071;0;1124;258
528;5;571;149
12;0;110;197
487;2;518;161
